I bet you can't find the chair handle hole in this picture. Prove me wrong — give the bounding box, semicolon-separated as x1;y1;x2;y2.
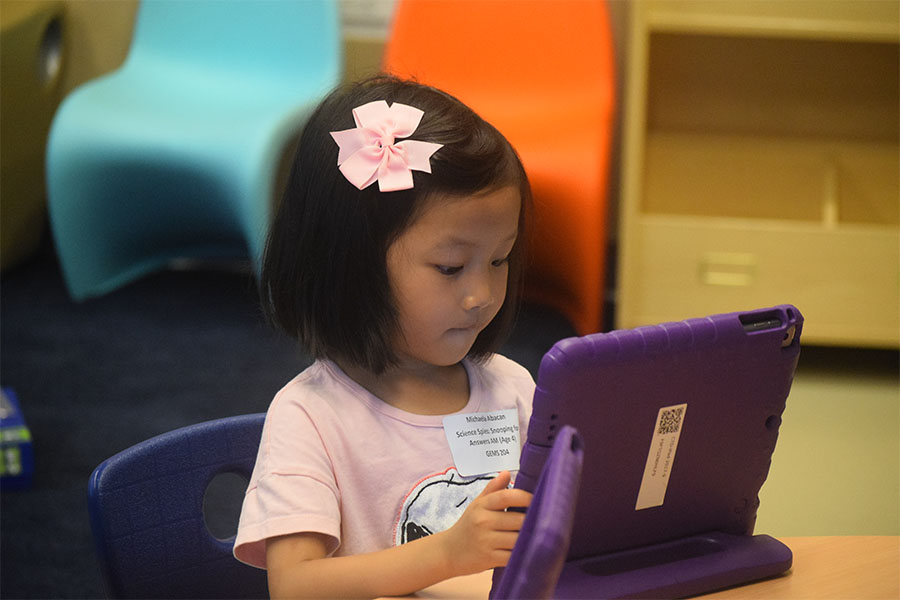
203;471;249;542
38;16;63;88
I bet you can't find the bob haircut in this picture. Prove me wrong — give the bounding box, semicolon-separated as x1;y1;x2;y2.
261;75;532;374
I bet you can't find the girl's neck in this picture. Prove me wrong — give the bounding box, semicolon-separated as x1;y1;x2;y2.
339;360;470;416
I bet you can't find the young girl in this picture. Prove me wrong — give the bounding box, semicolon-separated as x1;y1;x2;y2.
234;76;535;598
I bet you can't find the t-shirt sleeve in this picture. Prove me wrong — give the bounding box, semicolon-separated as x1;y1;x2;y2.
233;393;342;569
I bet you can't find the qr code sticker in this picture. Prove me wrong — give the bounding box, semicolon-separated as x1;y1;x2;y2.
658;406;685;435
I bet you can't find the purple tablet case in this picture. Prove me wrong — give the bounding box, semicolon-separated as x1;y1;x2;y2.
491;425;584;599
492;305;802;599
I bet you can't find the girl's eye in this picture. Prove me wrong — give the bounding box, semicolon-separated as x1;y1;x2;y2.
492;256;511;268
436;265;463;276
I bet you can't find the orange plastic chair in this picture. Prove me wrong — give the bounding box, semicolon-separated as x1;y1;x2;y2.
384;0;616;335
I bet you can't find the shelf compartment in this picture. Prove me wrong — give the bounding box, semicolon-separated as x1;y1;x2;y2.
646;33;899;141
643;132;899;225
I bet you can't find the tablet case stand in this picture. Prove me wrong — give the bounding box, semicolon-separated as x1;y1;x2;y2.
549;531;791;599
492;425;585;599
491;305;802;599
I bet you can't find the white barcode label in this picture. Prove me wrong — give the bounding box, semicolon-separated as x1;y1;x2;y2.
635;403;687;510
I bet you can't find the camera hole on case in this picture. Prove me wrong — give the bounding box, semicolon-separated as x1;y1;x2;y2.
781;325;796;348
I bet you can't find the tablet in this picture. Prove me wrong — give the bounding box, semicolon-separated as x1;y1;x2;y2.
502;304;802;598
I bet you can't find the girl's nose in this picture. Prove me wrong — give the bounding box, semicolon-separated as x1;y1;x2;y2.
462;275;493;312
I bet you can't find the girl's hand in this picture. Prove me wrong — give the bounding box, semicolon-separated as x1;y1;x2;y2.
266;472;532;598
437;470;533;577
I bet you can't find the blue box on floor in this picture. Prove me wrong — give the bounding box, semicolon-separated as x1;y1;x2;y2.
1;388;34;489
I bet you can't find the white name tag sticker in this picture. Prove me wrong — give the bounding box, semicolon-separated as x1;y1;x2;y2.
443;408;521;477
635;403;688;511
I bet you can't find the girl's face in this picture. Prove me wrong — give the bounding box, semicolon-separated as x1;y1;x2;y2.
386;185;521;369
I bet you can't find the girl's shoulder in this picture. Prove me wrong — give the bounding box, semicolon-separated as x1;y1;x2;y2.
268;360;362;416
260;360;382;449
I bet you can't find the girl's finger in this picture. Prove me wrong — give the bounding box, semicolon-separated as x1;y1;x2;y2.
490;531;520;552
484;487;532;511
478;470;512;498
493;510;527;531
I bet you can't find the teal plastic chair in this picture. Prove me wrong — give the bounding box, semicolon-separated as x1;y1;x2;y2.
46;0;341;300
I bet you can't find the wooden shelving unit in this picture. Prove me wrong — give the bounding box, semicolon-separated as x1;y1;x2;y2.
617;0;899;348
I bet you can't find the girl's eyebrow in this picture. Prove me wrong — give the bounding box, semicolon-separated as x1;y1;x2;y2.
433;231;518;250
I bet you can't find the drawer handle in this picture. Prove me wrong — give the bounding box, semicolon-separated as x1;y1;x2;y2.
700;252;757;287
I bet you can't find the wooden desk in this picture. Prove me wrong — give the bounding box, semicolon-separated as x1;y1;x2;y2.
404;536;899;599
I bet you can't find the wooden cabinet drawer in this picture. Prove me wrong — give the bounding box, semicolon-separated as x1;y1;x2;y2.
627;216;899;348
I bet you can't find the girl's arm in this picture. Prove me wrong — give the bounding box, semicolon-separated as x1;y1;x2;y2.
266;471;531;599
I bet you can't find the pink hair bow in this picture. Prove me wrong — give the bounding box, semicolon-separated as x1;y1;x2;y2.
330;100;443;192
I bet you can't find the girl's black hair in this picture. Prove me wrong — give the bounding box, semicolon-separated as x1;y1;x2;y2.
261;75;532;374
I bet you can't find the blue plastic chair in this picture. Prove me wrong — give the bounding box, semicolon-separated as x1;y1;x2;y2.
88;413;267;599
46;0;341;300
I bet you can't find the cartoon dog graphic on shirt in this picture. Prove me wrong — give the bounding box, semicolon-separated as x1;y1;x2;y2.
394;467;496;545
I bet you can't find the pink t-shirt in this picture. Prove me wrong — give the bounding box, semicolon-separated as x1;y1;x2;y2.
233;355;534;569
